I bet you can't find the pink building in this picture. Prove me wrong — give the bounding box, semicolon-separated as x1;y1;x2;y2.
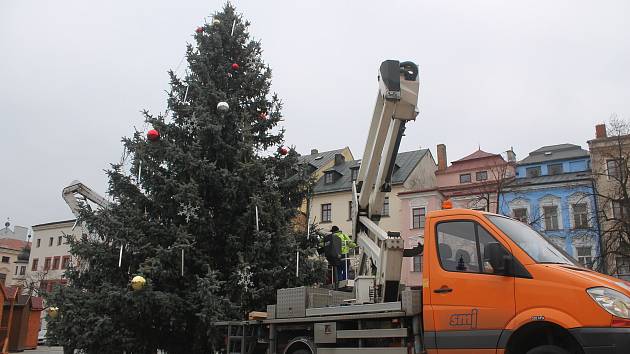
396;144;515;288
436;144;515;213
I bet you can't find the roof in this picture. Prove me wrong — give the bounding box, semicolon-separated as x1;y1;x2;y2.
313;149;429;194
32;219;76;229
455;149;499;162
437;149;507;175
0;238;30;251
519;144;589;165
297;148;347;170
505;171;592;189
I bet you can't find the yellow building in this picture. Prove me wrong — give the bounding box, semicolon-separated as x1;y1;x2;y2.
295;148;354;229
0;238;31;286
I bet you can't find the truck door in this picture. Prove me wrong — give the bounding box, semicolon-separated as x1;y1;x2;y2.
428;216;515;353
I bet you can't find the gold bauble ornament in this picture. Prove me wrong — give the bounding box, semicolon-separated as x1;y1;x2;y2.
48;306;59;318
212;18;221;25
131;275;146;291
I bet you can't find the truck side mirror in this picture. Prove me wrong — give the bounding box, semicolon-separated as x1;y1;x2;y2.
503;255;515;276
484;242;513;276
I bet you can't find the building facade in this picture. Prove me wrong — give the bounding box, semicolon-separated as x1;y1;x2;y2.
29;220;76;293
435;144;516;213
588;123;630;277
296;148;354;228
0;238;31;286
499;144;600;268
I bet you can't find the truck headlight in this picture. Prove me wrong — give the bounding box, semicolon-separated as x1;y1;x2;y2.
587;287;630;319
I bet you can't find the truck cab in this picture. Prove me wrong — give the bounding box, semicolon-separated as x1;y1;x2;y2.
423;207;630;353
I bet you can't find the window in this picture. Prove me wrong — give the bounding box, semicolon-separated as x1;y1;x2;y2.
612;201;630;220
324;172;334;184
548;163;563;175
617;256;630;275
459;173;471;183
513;208;528;223
383;197;390;216
412;255;422;272
52;256;61;270
62;256;71;269
0;274;5;286
31;258;39;271
1;257;9;264
487;215;576;265
351;168;359;182
412;207;426;229
19;266;25;275
44;257;51;270
436;220;511;275
576;247;593;268
321;203;332;223
543;205;559;230
573;203;588;229
14;266;18;275
607;159;622;179
526;166;541;177
437;221;477;272
58;236;63;245
36;239;40;248
476;171;488;181
49;237;54;246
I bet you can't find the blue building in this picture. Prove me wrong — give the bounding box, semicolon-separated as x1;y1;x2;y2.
499;144;601;268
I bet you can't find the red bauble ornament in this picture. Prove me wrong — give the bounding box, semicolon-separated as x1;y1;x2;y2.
279;146;289;156
258;112;268;121
231;63;240;70
195;27;204;34
147;129;160;141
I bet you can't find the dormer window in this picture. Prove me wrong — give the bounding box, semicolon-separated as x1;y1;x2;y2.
526;166;541;178
324;171;334;184
548;163;563;175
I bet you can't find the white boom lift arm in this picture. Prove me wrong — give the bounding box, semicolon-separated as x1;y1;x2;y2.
62;180;110;218
351;60;420;303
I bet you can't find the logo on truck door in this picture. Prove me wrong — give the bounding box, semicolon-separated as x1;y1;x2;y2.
449;309;479;328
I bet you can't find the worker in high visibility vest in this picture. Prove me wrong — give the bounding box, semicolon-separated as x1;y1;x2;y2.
331;226;356;281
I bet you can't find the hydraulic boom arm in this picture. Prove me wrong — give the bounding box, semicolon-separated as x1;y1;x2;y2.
62;180;110;217
351;60;419;303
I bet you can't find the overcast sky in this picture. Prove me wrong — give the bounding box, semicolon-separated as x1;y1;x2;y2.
2;0;629;228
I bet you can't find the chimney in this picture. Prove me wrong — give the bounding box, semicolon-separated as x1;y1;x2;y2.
437;144;447;171
311;148;319;155
506;147;516;163
595;124;607;139
334;153;345;166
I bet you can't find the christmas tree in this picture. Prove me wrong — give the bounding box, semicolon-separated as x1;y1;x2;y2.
47;4;326;353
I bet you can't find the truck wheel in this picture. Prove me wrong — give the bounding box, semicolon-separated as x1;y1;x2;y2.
526;345;570;354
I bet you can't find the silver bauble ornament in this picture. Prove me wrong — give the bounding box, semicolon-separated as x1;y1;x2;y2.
217;102;230;112
212;18;221;25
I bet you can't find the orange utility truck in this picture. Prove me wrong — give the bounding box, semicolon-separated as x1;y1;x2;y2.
215;61;630;354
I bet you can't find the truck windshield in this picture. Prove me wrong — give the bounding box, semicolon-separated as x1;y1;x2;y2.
485;215;576;265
